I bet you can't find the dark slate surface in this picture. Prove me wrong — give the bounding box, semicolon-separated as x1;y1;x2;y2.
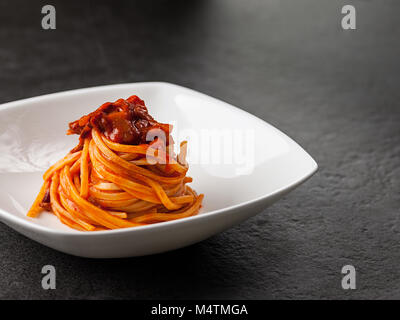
0;0;399;299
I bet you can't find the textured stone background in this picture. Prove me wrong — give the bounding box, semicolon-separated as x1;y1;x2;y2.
0;0;399;299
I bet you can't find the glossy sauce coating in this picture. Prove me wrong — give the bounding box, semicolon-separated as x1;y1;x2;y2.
68;95;170;150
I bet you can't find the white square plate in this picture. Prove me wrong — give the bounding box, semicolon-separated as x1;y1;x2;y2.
0;82;317;258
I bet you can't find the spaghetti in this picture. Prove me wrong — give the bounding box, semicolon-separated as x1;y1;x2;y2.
27;95;203;231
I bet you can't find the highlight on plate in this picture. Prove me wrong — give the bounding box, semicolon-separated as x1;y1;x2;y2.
27;95;204;231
